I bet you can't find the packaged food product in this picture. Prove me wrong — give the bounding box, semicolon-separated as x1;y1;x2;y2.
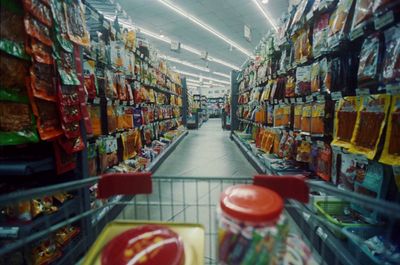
87;142;98;176
351;0;373;31
0;90;39;145
0;51;29;90
311;101;325;136
357;34;381;87
328;0;354;46
291;0;309;27
30;63;56;101
53;140;76;174
22;0;52;27
317;143;332;181
29;38;53;64
121;130;137;161
294;104;303;131
0;4;26;43
105;70;117;99
301;104;312;133
350;95;390;159
24;14;52;46
55;226;80;247
311;61;320;93
88;104;102;137
110;40;125;69
382;25;400;84
55;50;80;86
107;105;117;133
380;95;400;165
83;60;97;99
116;106;133;130
332;97;361;149
373;0;392;12
313;13;330;57
294;29;312;64
31;238;62;265
64;0;90;47
296;139;312;163
295;65;311;96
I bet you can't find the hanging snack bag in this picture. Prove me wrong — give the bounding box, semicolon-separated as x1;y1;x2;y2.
301;104;312;133
285;74;296;98
22;0;52;27
83;60;98;99
122;130;137;161
53;140;76;175
107;104;117;134
29;38;53;65
87;104;102;137
380;95;400;165
24;14;52;46
110;40;125;69
294;103;303;131
57;134;85;154
295;65;311;96
105;70;117;99
30;63;56;101
310;61;320;93
382;24;400;84
1;3;26;43
87;142;98;176
357;34;381;87
328;0;355;47
332;96;361;149
350;94;390;159
311;101;325;136
317;143;332;181
0;90;39;145
351;0;373;32
0;51;29;92
313;13;330;58
64;0;90;47
31;238;62;265
55;49;80;86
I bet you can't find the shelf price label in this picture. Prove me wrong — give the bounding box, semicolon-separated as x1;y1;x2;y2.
0;227;19;238
316;227;328;241
375;11;394;30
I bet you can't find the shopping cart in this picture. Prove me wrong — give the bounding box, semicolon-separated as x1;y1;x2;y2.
0;173;399;265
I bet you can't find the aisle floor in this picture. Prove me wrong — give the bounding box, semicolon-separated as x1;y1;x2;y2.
119;119;257;264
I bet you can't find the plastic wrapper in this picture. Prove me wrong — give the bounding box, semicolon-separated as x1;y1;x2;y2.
351;0;373;31
328;0;354;46
30;63;56;101
110;40;125;69
83;60;98;100
0;89;39;146
330;56;349;93
317;143;332;181
293;104;303;131
29;38;53;64
311;101;325;136
59;104;81;124
0;52;29;91
116;106;134;130
311;61;320;93
291;0;309;27
295;65;311;96
87;143;98;176
105;70;117;99
61;120;81;139
380;95;400;165
107;105;117;133
55;50;80;86
357;34;381;87
53;140;76;175
24;14;52;46
64;0;90;47
58;134;84;154
301;104;312;133
122;130;137;161
22;0;52;27
294;28;311;64
382;25;400;84
2;200;32;222
51;0;73;52
55;226;80;247
28;82;63;140
31;238;62;265
0;4;26;43
313;13;330;57
350;95;390;159
116;74;127;101
58;85;79;107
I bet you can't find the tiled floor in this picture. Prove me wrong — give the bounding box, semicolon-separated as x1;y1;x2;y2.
119;119;257;264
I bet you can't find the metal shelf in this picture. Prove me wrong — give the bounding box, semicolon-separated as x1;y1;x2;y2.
0;157;54;176
231;132;265;173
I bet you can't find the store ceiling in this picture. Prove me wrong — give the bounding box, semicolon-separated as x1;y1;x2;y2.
86;0;288;87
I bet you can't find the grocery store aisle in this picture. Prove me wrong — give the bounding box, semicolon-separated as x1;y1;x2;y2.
154;118;257;177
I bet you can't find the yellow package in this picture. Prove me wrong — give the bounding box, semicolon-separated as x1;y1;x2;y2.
349;94;390;159
380;95;400;165
332;96;362;149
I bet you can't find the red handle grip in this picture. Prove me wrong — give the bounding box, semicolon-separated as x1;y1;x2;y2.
253;175;309;203
97;172;152;199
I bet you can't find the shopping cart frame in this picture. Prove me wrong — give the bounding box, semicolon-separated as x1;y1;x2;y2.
0;174;399;265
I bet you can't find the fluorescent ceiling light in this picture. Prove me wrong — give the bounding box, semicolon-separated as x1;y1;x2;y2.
262;0;269;3
158;0;253;57
252;0;278;32
213;71;231;79
176;69;230;85
161;55;210;72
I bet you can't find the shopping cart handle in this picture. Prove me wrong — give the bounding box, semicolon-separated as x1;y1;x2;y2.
253;175;309;203
97;172;152;199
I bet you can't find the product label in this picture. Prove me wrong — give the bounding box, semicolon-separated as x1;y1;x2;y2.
374;10;394;30
0;227;19;238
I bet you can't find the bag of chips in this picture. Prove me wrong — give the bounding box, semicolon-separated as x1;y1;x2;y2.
350;95;390;159
296;65;311;96
382;25;400;84
357;34;381;87
328;0;355;47
380;95;400;165
64;0;90;47
30;63;57;101
351;0;373;32
22;0;52;27
316;142;332;181
0;3;26;43
24;14;52;46
301;104;312;133
53;140;76;175
313;13;330;57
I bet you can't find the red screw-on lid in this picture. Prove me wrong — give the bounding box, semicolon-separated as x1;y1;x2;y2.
220;185;284;223
101;225;185;265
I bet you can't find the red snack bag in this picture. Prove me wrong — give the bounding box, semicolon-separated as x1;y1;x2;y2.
24;14;52;46
53;140;76;174
22;0;52;27
57;134;85;154
29;38;53;64
30;64;57;102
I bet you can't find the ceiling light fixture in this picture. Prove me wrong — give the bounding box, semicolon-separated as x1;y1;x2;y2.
262;0;269;3
252;0;278;32
213;71;231;79
161;55;210;72
175;69;230;85
158;0;253;57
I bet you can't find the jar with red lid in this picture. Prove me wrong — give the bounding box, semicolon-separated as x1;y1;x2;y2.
217;184;289;265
